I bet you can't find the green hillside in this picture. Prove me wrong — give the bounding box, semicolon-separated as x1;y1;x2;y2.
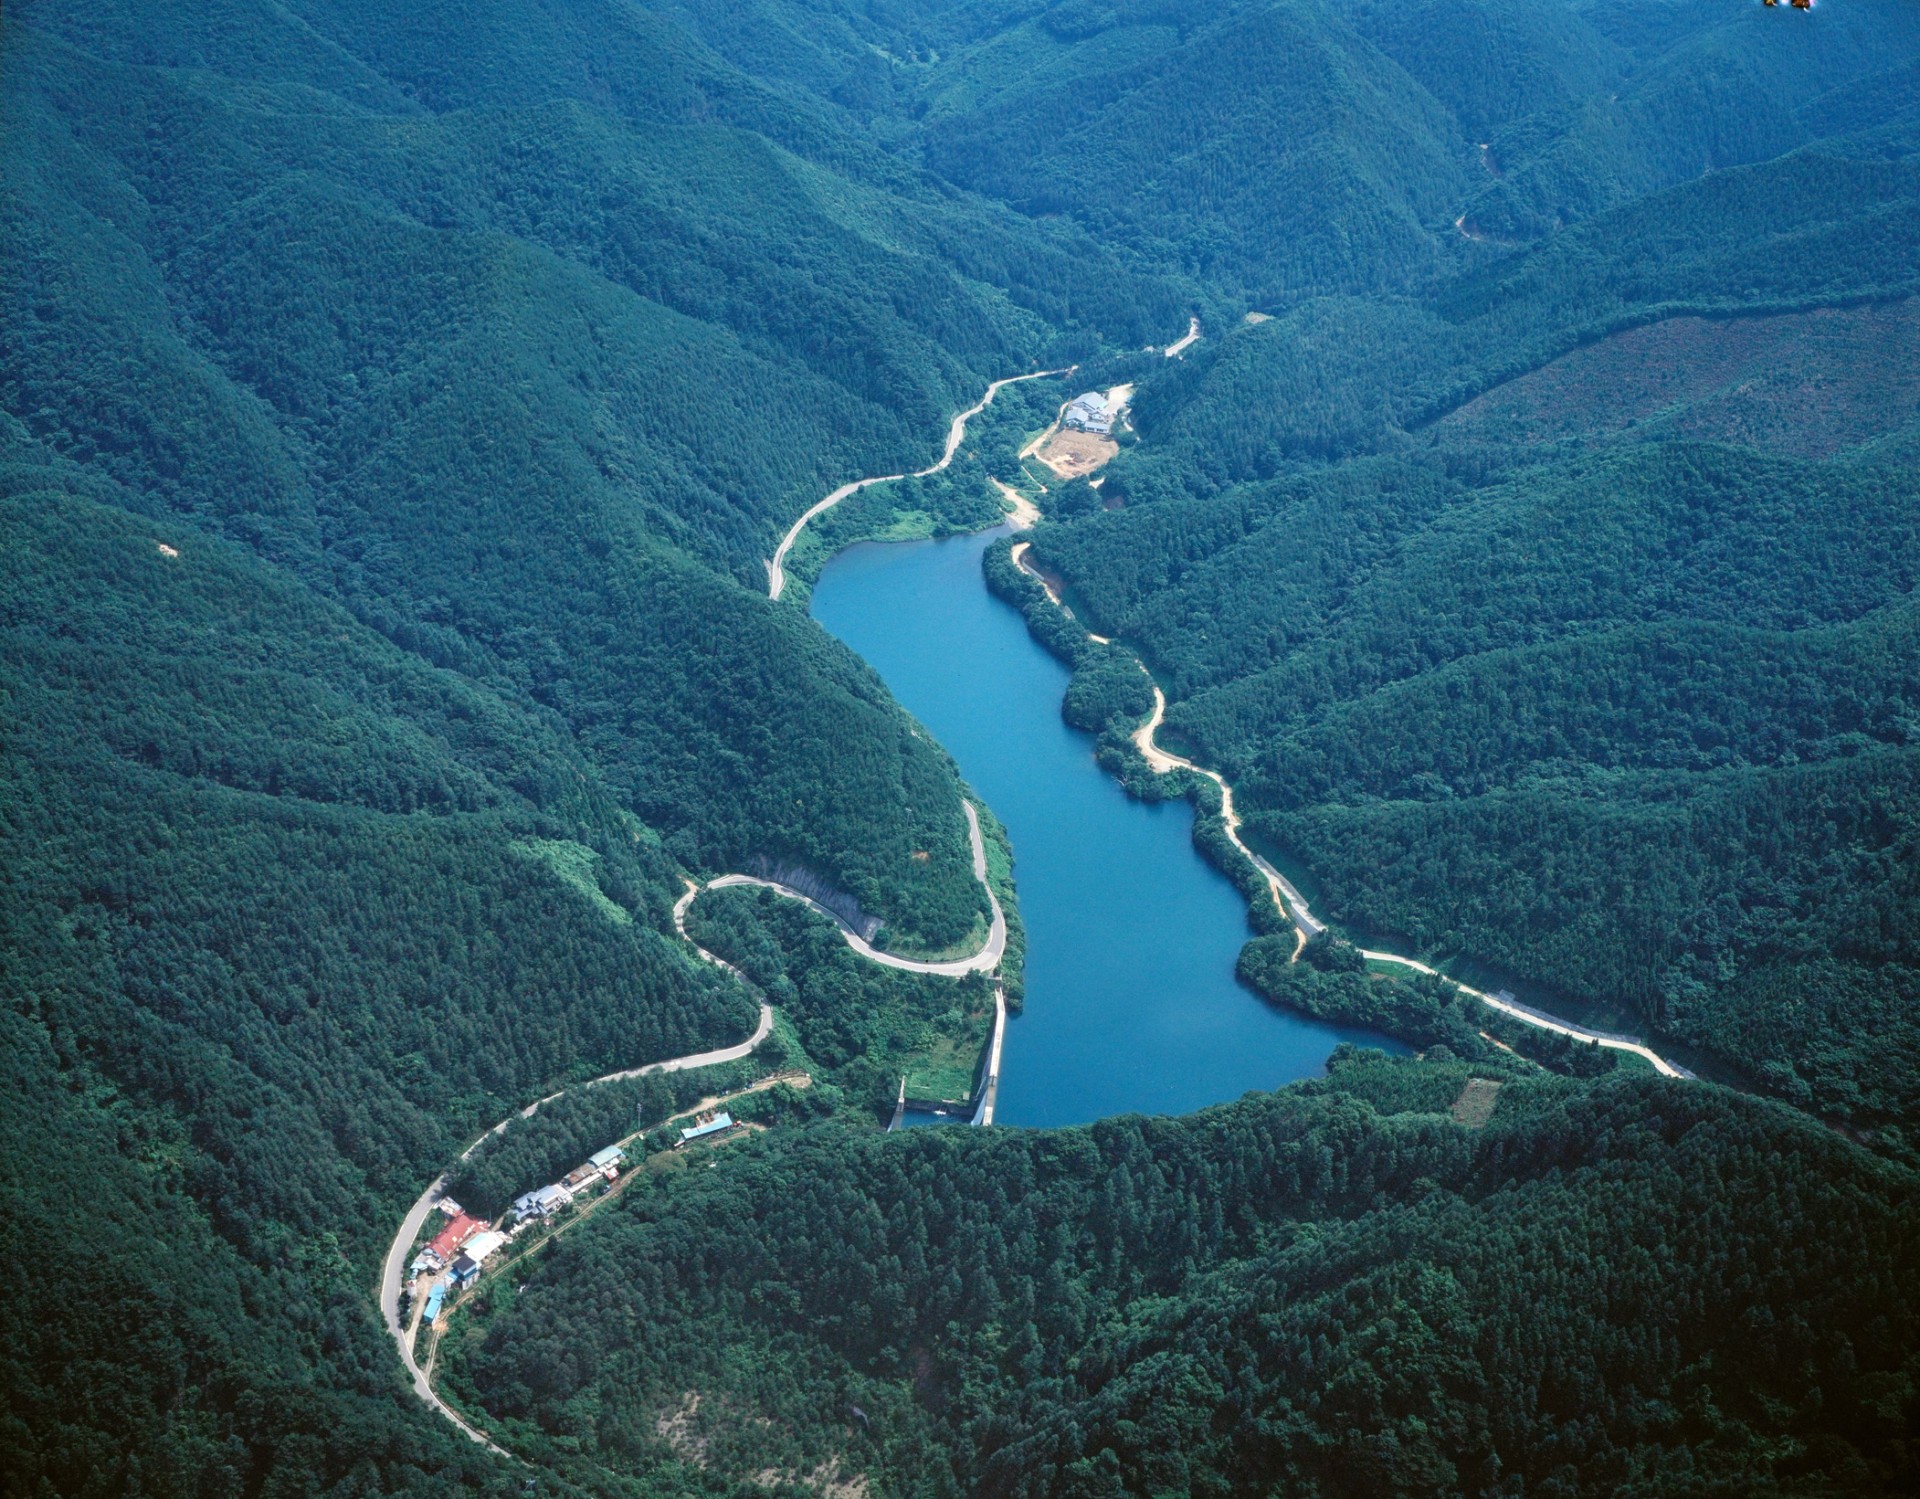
1028;143;1920;1125
444;1055;1920;1498
6;0;1920;1492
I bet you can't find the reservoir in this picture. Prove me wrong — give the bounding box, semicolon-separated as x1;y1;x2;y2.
811;526;1396;1128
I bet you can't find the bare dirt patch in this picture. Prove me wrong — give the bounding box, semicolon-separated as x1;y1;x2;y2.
754;1462;871;1499
1243;311;1272;325
990;477;1042;529
1032;426;1118;479
657;1393;710;1466
154;541;179;557
1449;1077;1503;1128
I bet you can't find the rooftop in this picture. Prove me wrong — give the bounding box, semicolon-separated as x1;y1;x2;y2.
680;1111;735;1142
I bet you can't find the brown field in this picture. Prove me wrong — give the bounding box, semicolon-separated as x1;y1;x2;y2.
1033;426;1119;479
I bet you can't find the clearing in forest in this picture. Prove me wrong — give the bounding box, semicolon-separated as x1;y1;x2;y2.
1449;1077;1502;1128
1031;426;1117;478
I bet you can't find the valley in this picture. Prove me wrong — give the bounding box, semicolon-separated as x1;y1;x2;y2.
5;0;1918;1494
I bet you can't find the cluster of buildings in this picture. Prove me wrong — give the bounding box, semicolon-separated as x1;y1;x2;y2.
511;1143;625;1222
1062;392;1115;436
412;1146;631;1329
413;1112;746;1335
411;1208;510;1290
412;1207;510;1320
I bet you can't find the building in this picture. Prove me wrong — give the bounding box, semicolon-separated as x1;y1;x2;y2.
678;1111;735;1146
588;1144;625;1174
511;1183;571;1221
449;1252;481;1288
1062;393;1114;437
562;1163;601;1193
464;1229;508;1265
426;1212;484;1264
410;1247;443;1277
422;1282;446;1326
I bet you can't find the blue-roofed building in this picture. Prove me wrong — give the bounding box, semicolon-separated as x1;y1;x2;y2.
678;1112;735;1146
588;1144;625;1171
423;1282;446;1326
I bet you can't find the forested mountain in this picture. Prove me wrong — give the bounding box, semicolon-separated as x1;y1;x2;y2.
1029;119;1920;1128
2;0;1120;1484
5;0;1919;1493
445;1056;1920;1498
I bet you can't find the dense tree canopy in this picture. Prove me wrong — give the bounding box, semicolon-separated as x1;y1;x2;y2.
6;0;1919;1492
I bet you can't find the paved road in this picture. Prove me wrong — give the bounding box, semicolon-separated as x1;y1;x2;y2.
1163;316;1201;357
377;994;776;1452
766;368;1072;600
383;797;1001;1449
1358;951;1693;1078
1014;561;1695;1079
1130;685;1326;943
677;801;1006;977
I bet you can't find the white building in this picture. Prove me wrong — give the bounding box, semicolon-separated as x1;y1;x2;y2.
511;1183;572;1220
1062;393;1114;436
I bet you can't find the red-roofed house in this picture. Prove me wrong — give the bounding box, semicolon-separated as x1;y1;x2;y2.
427;1212;484;1265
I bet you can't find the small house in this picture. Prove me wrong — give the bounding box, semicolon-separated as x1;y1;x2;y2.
563;1163;601;1193
588;1144;625;1174
410;1247;443;1278
678;1111;735;1146
422;1282;446;1326
449;1253;480;1288
427;1212;484;1264
511;1183;571;1221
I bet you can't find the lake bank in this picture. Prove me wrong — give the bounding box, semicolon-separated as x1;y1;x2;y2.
811;525;1396;1128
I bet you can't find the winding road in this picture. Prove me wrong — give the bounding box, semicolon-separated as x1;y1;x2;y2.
383;363;1077;1451
379;797;1003;1449
675;801;1007;978
1012;541;1693;1080
766;368;1072;600
1130;684;1326;950
378;999;776;1453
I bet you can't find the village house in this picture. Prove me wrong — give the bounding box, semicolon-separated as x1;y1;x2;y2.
511;1183;571;1221
447;1230;508;1289
414;1211;484;1275
1062;392;1114;436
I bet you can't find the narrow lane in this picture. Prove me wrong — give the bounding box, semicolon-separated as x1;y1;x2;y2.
767;368;1072;600
1012;542;1692;1080
381;799;1000;1449
676;801;1007;977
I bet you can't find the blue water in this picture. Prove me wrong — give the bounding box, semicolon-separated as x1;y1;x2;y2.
811;527;1397;1128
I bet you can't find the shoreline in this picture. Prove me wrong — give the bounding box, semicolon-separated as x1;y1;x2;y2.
1003;534;1694;1080
767;368;1071;600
